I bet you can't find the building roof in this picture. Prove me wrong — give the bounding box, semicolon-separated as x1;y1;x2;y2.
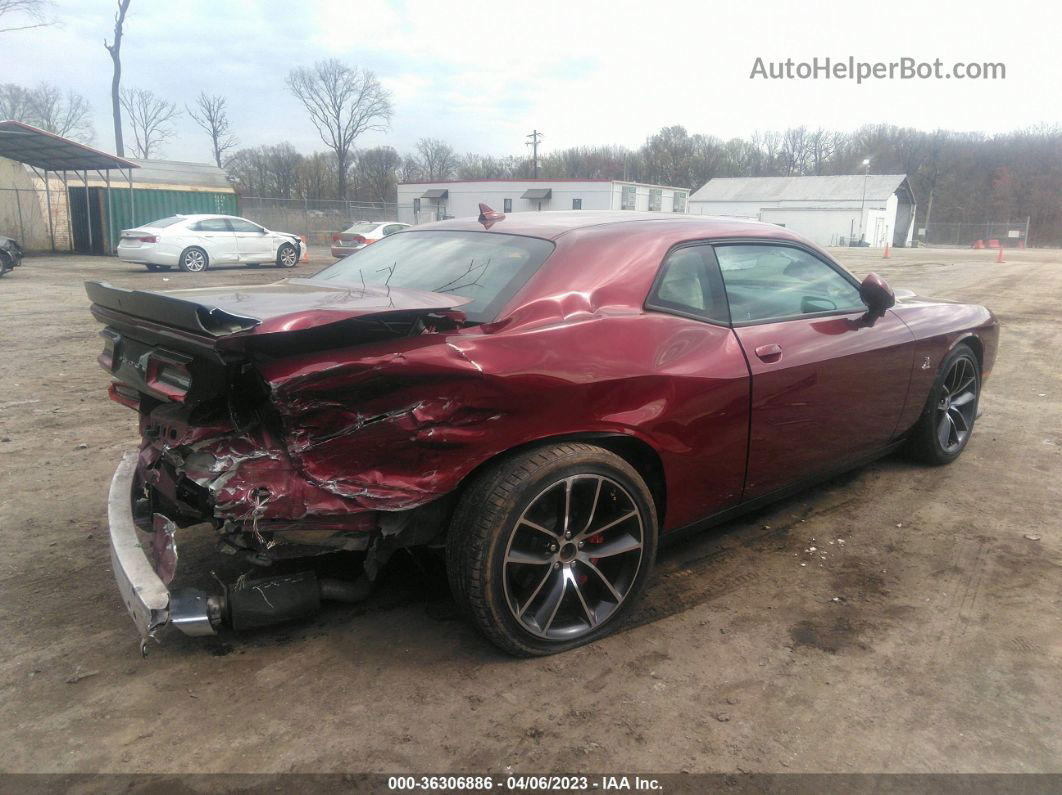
689;174;911;203
0;120;138;172
124;158;235;191
417;210;783;241
398;179;688;190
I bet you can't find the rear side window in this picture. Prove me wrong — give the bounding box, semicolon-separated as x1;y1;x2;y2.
647;246;729;324
344;223;380;234
714;244;863;323
144;216;184;228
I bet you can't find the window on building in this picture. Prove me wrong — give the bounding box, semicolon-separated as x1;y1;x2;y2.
649;189;662;212
572;198;582;210
621;185;636;210
503;198;512;213
673;192;687;213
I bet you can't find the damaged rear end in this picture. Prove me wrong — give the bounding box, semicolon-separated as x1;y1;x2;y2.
88;278;473;650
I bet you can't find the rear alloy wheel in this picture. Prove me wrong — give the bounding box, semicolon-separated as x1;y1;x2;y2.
276;242;298;268
447;443;657;656
907;343;980;465
178;247;208;273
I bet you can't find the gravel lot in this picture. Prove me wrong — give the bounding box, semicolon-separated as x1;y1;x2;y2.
0;246;1059;775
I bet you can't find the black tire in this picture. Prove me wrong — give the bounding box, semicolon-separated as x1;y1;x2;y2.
905;343;981;465
276;242;298;268
446;442;658;656
178;247;208;273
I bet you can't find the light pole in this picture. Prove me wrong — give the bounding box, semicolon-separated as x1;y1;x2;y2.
858;158;870;244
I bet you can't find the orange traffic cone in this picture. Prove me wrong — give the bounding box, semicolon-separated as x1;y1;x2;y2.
299;235;310;263
883;243;890;259
996;245;1005;264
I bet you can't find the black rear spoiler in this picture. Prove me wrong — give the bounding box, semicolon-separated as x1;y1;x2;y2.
85;281;259;337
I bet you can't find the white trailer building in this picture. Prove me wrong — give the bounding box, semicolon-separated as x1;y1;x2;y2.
396;179;689;225
687;174;916;248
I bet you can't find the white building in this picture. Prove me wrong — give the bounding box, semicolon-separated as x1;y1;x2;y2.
397;179;689;225
687;174;916;248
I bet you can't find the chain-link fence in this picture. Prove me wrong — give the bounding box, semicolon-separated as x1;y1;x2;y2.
239;197;415;246
919;219;1031;248
0;186;67;251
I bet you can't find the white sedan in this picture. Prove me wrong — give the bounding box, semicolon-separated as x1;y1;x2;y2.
116;214;302;272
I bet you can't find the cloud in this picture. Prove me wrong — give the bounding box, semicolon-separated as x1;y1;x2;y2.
1;0;1058;164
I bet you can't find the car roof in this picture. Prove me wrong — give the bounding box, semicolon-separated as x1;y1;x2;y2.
415;211;803;243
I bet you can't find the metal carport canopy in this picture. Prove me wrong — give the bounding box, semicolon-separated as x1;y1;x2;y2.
0;120;138;252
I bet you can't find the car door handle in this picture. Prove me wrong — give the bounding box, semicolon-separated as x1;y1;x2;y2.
754;343;783;362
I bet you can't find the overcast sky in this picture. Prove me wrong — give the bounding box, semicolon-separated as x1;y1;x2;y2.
4;0;1060;163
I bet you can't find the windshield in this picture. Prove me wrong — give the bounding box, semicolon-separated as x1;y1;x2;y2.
314;230;555;322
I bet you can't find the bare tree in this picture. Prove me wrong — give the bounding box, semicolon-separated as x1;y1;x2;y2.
0;0;51;33
0;83;33;120
0;82;93;141
413;138;459;181
186;92;237;167
120;87;179;159
355;146;401;202
28;83;93;141
103;0;132;156
286;59;393;200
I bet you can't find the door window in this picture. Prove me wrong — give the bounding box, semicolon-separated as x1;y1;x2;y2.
714;244;863;323
191;218;232;232
228;218;263;233
383;224;405;236
647;246;729;324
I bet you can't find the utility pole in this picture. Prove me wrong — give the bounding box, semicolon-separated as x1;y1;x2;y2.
526;129;543;178
858;158;870;244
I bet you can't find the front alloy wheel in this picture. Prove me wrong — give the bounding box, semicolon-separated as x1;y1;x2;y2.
277;242;298;268
907;343;980;465
447;443;657;656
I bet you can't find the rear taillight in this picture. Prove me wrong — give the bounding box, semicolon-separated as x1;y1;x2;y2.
138;235;158;243
332;233;341;243
145;351;193;401
108;382;140;410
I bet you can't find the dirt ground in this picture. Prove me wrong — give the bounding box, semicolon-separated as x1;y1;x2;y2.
0;245;1059;776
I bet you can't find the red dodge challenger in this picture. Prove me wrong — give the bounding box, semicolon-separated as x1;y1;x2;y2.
87;209;998;656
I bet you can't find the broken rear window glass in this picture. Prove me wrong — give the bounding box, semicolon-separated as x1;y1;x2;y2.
314;230;555;323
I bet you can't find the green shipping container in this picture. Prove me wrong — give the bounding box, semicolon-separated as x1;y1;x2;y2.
101;189;238;252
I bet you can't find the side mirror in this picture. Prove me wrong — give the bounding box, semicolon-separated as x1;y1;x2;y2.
859;272;895;319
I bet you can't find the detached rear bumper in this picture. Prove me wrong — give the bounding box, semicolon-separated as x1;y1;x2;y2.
107;453;217;649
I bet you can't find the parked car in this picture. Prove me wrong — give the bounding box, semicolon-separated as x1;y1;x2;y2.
116;214;301;272
0;234;23;277
330;221;409;258
87;209;997;656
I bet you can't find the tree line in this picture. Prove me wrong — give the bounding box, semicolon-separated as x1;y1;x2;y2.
224;123;1062;245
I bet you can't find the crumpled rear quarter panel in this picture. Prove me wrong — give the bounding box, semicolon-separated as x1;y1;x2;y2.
259;310;751;531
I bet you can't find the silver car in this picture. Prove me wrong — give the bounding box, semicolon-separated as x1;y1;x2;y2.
116;214;302;272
